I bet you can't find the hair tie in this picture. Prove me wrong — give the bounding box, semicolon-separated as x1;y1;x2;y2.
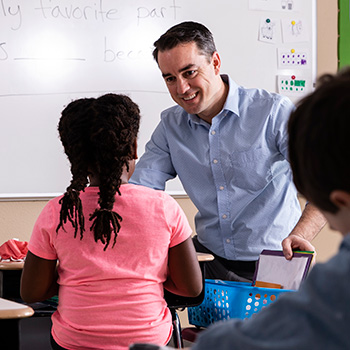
99;208;112;212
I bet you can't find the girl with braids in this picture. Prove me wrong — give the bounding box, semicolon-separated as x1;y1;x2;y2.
20;93;202;350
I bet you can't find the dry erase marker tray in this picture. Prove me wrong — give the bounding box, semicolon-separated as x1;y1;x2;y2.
188;279;294;327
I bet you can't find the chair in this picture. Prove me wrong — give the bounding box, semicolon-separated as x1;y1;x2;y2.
164;253;214;348
164;283;205;349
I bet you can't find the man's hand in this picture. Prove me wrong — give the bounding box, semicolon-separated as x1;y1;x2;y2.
281;202;326;260
282;234;316;260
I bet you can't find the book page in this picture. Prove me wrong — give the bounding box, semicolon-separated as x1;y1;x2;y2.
255;253;311;290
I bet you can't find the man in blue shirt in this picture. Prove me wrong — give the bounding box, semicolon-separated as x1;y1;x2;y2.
130;21;326;281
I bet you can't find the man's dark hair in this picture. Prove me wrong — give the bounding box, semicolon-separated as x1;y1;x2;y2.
152;21;217;63
288;67;350;213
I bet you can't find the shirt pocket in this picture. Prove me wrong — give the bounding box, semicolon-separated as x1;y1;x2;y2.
228;148;273;192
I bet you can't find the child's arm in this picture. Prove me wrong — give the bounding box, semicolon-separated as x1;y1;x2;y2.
164;237;202;297
20;251;58;303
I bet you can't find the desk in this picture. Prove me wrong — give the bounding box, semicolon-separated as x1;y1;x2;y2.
0;298;36;350
196;253;214;263
0;262;55;350
0;261;25;270
0;298;51;350
0;297;34;320
0;256;213;267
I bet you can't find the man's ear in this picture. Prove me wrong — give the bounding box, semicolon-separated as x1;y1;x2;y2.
212;51;221;74
329;190;350;209
133;139;138;160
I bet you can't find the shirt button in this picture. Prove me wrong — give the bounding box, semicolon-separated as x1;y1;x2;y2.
226;239;230;243
219;186;224;190
211;130;216;135
222;214;227;219
213;159;218;164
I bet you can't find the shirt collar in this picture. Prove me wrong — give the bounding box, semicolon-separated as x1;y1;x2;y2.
221;74;240;118
188;74;240;128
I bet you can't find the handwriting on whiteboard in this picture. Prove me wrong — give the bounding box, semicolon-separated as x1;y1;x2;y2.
0;0;181;31
0;0;180;63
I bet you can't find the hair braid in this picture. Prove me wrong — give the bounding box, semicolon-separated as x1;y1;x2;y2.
57;99;92;238
87;94;140;249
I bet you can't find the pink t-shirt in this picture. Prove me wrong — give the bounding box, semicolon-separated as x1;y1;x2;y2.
28;184;192;350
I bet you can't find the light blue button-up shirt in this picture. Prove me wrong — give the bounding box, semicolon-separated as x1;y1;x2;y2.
131;75;301;261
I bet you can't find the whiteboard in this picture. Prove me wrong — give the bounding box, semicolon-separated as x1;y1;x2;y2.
0;0;316;199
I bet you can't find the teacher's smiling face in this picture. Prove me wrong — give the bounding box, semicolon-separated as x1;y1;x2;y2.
157;42;225;123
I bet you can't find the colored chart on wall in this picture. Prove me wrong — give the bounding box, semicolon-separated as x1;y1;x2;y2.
339;0;350;68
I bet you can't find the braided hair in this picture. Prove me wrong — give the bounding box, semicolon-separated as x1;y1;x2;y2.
57;93;140;250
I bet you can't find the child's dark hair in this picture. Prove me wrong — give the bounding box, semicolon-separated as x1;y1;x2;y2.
288;67;350;213
57;93;140;250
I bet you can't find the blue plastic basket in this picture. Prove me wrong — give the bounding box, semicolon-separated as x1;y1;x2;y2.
188;279;294;327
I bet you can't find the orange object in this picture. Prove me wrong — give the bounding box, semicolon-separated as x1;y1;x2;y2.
254;281;283;289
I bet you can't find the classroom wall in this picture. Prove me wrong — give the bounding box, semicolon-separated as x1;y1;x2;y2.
0;0;341;262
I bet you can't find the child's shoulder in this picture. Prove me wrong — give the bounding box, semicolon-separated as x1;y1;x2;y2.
122;183;175;202
44;195;63;210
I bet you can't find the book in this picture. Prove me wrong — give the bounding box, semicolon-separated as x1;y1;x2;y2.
253;250;314;290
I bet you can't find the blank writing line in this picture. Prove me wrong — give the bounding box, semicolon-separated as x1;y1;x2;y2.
14;57;86;61
0;90;168;98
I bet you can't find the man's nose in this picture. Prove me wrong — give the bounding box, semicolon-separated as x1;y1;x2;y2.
177;78;190;95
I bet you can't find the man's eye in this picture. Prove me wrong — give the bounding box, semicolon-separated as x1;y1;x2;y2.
165;77;175;84
185;70;196;77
